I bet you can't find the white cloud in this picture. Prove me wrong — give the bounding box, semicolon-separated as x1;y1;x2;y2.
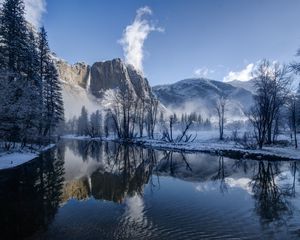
194;67;214;78
119;6;163;73
0;0;46;28
24;0;46;28
223;63;255;82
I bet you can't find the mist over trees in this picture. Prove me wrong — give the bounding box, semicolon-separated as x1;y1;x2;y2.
0;0;64;147
69;88;160;141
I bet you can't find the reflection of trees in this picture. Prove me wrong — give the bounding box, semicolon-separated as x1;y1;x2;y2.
0;148;64;239
66;139;103;162
91;145;156;203
61;142;158;203
155;151;192;176
231;158;255;175
250;161;295;222
211;156;228;193
288;161;299;198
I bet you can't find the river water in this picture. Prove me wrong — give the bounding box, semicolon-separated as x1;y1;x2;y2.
1;139;300;239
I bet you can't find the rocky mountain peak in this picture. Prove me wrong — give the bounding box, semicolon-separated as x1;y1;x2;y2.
55;57;155;118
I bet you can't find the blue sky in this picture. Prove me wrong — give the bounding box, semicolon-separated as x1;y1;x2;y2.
39;0;300;85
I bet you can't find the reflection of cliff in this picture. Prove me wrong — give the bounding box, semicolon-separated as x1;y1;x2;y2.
91;162;152;203
90;145;154;203
61;177;91;202
61;143;156;204
0;149;64;240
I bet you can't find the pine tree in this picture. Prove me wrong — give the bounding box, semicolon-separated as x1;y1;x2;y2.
37;27;64;139
43;61;64;138
37;27;51;81
78;106;89;136
0;0;29;73
0;0;43;144
89;110;102;137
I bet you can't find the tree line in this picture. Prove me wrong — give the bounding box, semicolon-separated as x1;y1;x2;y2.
0;0;64;148
248;59;300;149
214;59;300;149
65;88;160;140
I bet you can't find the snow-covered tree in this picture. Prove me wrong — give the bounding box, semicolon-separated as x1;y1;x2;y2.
0;0;44;144
0;0;28;73
36;27;64;139
78;106;89;136
42;62;64;138
89;110;102;138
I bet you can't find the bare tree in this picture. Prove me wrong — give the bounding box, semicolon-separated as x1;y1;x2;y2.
110;89;135;139
215;94;227;140
248;60;291;149
146;98;159;139
248;103;268;149
161;115;196;143
287;94;298;149
137;98;146;137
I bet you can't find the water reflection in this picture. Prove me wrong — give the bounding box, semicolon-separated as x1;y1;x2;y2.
62;141;157;204
0;148;64;240
154;150;299;224
1;140;300;239
250;161;294;222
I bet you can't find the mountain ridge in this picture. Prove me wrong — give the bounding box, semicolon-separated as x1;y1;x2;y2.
153;78;254;121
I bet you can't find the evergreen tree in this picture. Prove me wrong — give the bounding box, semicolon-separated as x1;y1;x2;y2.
0;0;43;144
0;0;29;73
43;61;64;138
37;27;51;81
38;27;64;139
89;110;102;137
78;106;89;136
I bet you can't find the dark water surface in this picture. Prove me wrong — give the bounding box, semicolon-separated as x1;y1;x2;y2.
1;140;300;240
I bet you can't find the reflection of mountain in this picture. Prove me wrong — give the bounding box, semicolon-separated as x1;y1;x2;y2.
0;149;64;240
61;140;300;225
61;143;156;204
61;177;91;202
156;150;298;223
155;151;253;182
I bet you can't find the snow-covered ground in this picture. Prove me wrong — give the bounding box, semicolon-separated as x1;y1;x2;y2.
62;130;300;161
0;144;56;170
133;138;300;161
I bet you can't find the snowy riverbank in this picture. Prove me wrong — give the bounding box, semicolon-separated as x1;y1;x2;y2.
0;144;56;170
132;138;300;161
62;132;300;161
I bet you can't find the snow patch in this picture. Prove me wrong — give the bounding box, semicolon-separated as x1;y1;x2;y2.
0;144;55;170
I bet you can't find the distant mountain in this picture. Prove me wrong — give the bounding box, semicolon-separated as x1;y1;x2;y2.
55;58;155;119
226;79;256;94
152;78;254;121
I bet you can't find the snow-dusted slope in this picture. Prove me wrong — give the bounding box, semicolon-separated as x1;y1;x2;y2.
153;78;254;120
226;79;256;94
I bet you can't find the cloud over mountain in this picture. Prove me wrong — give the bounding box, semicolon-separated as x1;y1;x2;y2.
119;6;163;73
0;0;46;27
